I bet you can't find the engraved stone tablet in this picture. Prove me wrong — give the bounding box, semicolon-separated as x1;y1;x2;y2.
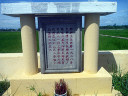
38;16;82;73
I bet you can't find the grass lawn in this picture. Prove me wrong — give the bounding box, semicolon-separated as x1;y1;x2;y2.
82;29;128;51
100;29;128;38
0;32;22;53
0;29;128;53
99;36;128;50
0;31;39;53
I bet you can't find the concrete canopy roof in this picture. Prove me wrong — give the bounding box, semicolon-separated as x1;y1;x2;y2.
1;2;117;17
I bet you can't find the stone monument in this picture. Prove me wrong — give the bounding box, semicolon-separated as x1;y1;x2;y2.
38;16;82;73
1;0;117;95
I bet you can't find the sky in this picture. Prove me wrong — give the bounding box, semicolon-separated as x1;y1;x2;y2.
0;0;128;29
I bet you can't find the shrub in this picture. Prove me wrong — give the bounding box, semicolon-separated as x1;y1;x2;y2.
0;79;10;95
112;72;128;96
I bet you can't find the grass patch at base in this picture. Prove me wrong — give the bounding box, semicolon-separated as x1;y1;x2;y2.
0;80;10;96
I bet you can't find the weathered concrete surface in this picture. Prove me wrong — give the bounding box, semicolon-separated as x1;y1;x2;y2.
1;2;117;16
98;50;128;74
3;87;122;96
0;50;128;80
84;14;100;73
9;67;112;96
1;51;127;96
20;15;38;75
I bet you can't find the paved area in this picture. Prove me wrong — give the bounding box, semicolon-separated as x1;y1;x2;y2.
3;87;122;96
100;34;128;40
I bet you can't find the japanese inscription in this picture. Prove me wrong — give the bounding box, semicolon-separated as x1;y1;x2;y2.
38;16;82;73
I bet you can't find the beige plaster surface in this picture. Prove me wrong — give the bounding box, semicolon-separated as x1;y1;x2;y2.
1;53;125;96
84;14;100;74
98;50;128;74
20;15;38;75
0;53;24;79
0;50;128;80
9;67;112;96
3;87;122;96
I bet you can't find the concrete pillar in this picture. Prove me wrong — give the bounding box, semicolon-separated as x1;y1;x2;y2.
20;15;38;75
84;14;100;73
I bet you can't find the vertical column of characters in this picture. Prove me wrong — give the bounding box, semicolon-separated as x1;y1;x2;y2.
56;27;60;65
60;27;65;65
65;26;69;64
69;26;74;65
47;27;52;66
59;27;64;64
51;27;56;65
57;27;61;65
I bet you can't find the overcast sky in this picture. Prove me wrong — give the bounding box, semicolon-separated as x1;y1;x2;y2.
0;0;128;29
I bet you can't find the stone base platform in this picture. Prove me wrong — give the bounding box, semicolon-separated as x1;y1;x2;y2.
9;67;112;96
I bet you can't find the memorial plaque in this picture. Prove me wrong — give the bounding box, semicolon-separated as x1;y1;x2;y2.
38;16;82;73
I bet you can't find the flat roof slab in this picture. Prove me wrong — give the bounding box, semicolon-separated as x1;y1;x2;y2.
1;2;117;16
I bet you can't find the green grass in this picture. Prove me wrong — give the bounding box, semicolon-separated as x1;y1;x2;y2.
99;29;128;50
0;79;10;96
0;31;39;53
82;29;128;51
99;36;128;50
100;29;128;38
0;32;22;53
0;29;128;53
112;71;128;96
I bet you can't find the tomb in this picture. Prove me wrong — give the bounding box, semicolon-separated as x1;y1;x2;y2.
1;0;117;95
